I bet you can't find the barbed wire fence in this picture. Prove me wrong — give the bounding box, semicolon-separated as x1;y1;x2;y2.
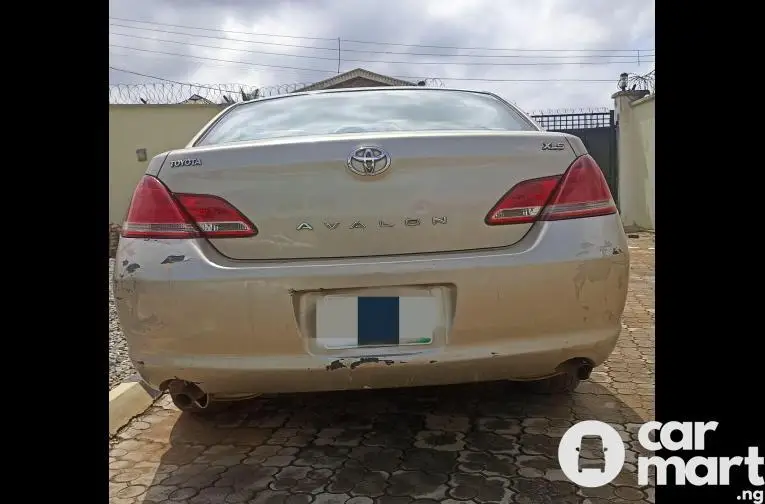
110;82;296;104
109;78;446;105
108;71;651;119
628;69;655;94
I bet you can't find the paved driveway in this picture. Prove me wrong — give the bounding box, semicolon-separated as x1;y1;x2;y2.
109;235;655;504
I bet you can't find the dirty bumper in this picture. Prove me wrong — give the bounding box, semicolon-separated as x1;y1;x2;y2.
135;330;619;397
114;214;629;397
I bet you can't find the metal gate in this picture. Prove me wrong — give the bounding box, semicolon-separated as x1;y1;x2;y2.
531;109;619;206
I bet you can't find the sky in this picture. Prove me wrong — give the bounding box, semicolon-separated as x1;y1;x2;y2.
108;0;655;113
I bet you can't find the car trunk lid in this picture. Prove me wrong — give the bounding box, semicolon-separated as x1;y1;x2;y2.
156;130;578;260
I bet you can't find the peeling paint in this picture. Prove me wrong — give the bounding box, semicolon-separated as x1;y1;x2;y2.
161;255;188;264
579;241;625;258
326;360;346;371
350;357;395;370
597;241;625;257
125;263;141;274
325;357;397;371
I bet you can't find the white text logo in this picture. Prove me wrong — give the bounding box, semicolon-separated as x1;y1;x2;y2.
558;420;763;498
558;420;626;487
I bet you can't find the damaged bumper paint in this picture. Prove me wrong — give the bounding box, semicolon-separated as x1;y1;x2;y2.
113;214;629;398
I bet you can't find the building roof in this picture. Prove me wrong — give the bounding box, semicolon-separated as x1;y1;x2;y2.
295;68;416;92
178;94;215;105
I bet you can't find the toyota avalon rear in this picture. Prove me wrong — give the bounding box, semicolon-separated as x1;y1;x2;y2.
113;87;629;413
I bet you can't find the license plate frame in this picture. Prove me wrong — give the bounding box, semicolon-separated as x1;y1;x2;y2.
315;292;442;351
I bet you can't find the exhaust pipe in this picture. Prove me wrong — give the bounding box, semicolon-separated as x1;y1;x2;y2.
576;362;594;380
556;358;594;380
167;380;210;410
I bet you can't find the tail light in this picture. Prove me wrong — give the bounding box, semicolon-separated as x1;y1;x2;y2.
121;175;257;239
485;154;616;225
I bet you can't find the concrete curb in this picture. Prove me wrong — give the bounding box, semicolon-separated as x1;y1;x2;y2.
109;379;162;436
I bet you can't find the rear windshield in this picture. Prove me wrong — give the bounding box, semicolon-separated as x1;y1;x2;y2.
196;89;536;146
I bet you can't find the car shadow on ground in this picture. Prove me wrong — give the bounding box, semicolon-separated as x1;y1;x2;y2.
113;380;654;504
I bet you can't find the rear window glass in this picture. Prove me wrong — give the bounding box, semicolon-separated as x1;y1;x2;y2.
196;89;536;146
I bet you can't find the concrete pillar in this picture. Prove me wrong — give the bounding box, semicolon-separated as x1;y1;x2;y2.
612;89;650;231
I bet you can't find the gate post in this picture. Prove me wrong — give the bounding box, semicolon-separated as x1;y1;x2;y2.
612;89;650;231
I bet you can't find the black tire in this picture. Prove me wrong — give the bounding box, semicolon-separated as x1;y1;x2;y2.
528;372;581;394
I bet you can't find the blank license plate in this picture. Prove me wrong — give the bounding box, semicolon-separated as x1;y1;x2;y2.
316;295;440;349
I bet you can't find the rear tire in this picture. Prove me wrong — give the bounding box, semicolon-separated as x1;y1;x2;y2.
528;372;581;394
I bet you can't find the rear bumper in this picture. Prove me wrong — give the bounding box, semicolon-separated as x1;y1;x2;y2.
114;215;629;396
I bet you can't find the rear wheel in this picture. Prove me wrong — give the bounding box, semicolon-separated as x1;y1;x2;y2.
528;372;581;394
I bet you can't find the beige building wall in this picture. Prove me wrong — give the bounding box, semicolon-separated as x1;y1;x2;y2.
614;93;655;231
109;104;224;224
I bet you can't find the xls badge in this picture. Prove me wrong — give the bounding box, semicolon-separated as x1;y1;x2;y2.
541;142;565;151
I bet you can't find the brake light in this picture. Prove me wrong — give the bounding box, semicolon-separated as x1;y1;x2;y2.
485;154;616;225
484;175;561;225
121;176;257;239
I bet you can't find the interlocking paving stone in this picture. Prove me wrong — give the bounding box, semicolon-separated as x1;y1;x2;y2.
110;234;655;503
